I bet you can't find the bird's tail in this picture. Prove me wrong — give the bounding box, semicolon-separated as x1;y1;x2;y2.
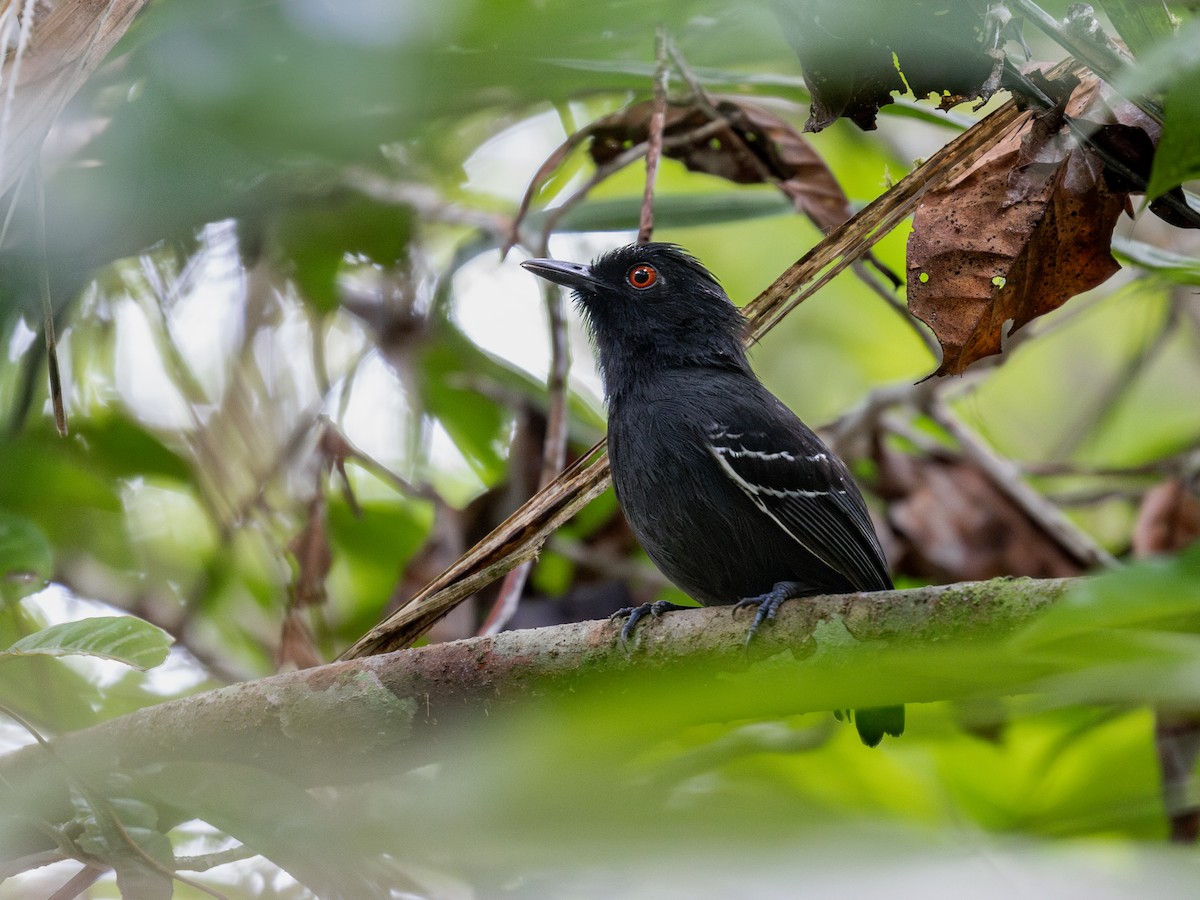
854;705;906;747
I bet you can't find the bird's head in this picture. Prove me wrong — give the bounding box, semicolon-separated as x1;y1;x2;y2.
521;243;750;399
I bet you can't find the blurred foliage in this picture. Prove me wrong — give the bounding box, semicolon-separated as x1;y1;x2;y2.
0;0;1198;896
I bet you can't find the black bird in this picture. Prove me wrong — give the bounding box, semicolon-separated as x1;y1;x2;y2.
521;243;903;746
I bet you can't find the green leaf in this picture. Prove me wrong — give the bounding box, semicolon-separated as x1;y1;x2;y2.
1097;0;1178;59
1148;71;1200;200
533;191;795;234
1118;17;1200;97
3;616;173;670
420;324;517;485
0;416;192;570
326;497;433;640
139;761;412;898
1016;546;1200;647
276;193;413;314
1114;18;1200;199
71;416;192;483
1113;237;1200;284
0;514;52;603
74;788;174;900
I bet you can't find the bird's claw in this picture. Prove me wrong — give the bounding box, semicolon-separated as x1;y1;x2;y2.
733;581;802;647
610;600;689;646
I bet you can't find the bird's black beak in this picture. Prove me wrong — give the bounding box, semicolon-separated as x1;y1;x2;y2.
520;257;601;293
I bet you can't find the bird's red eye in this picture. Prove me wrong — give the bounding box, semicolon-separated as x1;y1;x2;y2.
626;264;658;289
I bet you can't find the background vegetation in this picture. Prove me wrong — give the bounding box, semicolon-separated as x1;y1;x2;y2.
1;0;1199;896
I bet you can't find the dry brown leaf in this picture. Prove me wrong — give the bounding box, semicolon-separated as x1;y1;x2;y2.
277;609;323;671
907;73;1129;376
587;97;857;234
288;497;332;609
879;447;1084;582
1086;93;1199;230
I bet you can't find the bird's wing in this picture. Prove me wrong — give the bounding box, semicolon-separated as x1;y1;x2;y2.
706;423;891;591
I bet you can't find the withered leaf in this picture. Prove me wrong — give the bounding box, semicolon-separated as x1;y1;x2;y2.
1081;96;1199;230
289;497;332;609
278;609;323;671
588;96;873;240
907;73;1128;376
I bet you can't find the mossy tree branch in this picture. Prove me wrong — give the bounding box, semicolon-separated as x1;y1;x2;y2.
1;576;1071;843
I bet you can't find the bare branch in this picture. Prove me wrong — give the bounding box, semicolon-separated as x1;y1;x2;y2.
5;578;1073;802
637;27;670;244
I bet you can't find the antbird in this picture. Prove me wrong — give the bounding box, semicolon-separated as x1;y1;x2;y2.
521;243;902;746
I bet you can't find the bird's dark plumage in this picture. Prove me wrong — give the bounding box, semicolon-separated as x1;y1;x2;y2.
521;243;902;746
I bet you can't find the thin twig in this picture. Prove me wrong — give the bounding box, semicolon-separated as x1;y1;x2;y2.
480;163;576;636
0;848;67;879
316;415;432;501
310;307;331;398
850;258;940;359
47;865;108;900
174;844;259;873
33;158;66;435
1007;0;1161;122
479;563;532;637
1018;458;1180;479
538;282;571;488
478;276;572;635
478;266;570;635
821;379;941;455
539;119;730;237
343;169;514;241
637;27;670;244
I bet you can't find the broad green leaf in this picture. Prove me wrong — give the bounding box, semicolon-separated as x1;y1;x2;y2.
1015;546;1200;646
326;497;434;640
3;616;173;670
0;514;52;603
0;416;190;571
1097;0;1178;59
1113;237;1200;284
1148;71;1200;200
420;323;519;485
0;605;129;730
276;194;413;314
533;191;794;233
74;788;174;900
70;416;192;483
1115;18;1200;199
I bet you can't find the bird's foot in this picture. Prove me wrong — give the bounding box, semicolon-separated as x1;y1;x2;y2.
610;600;691;645
732;581;804;647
